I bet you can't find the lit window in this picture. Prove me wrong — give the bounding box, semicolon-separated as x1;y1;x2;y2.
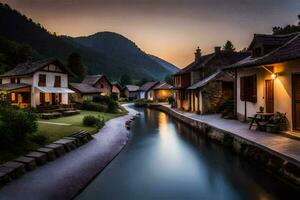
45;93;50;102
11;93;16;101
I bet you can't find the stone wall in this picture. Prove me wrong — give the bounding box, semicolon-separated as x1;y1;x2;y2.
148;104;300;187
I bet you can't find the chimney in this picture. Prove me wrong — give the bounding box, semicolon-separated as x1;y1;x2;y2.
194;47;201;61
214;46;221;54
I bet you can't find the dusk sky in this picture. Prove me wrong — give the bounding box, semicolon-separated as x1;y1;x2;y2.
1;0;300;68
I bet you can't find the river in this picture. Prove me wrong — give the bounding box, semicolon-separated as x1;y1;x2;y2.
76;106;299;200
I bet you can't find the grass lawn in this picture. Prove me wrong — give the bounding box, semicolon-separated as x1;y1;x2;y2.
0;110;127;164
37;110;126;142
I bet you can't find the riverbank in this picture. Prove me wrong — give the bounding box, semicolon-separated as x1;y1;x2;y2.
0;104;134;200
148;104;300;188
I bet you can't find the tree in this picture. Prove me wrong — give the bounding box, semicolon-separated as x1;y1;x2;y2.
272;15;300;35
164;74;173;85
222;40;235;52
120;74;132;86
67;52;87;82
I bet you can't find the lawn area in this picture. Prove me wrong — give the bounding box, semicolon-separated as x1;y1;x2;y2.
37;110;127;142
0;109;127;164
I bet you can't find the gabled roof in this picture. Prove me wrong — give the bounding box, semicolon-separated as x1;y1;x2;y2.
69;83;100;94
248;33;297;50
111;81;123;90
125;85;139;92
192;51;250;71
82;74;108;86
0;58;74;77
139;81;159;92
188;70;233;90
153;82;173;90
226;32;300;69
0;83;31;91
174;54;213;75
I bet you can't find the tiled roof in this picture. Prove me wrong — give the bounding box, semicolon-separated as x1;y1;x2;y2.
153;82;173;90
0;58;73;77
188;70;233;90
82;75;104;86
125;85;139;92
226;32;300;69
139;81;159;91
0;83;31;91
174;54;213;75
69;83;100;94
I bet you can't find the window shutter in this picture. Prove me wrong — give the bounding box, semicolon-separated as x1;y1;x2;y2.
251;75;257;103
240;77;245;101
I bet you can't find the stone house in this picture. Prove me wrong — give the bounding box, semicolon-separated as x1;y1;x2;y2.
123;85;139;100
82;74;112;96
226;32;300;131
0;58;74;108
111;82;122;99
151;82;173;102
173;47;249;114
69;83;100;103
138;81;160;100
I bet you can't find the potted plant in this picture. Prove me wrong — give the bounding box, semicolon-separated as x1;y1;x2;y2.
266;112;288;133
258;106;264;113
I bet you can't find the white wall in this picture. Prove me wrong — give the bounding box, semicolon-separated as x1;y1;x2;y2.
236;60;300;130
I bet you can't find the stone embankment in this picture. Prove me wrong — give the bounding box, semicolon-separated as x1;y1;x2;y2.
148;104;300;188
0;131;92;187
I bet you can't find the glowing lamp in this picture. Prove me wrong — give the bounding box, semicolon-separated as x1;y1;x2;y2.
271;73;277;79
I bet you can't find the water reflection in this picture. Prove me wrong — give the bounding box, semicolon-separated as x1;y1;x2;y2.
76;107;299;200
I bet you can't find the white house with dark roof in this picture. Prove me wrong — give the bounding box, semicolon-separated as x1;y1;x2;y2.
0;58;74;108
226;32;300;131
138;81;160;100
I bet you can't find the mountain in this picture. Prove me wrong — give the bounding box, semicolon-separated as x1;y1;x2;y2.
148;55;179;74
69;32;174;80
0;3;177;81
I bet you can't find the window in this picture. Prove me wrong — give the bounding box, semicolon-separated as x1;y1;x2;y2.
240;75;257;103
54;76;61;87
100;84;104;88
16;78;20;84
0;79;2;84
11;92;17;103
10;78;16;84
38;74;46;86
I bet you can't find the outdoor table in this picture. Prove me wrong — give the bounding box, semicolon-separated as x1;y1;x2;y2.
248;112;274;130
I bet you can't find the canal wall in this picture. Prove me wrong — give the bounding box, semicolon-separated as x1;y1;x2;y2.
148;104;300;188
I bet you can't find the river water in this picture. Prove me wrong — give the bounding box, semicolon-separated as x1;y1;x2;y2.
76;106;299;200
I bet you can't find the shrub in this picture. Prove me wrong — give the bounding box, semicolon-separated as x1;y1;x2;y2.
82;115;105;128
82;100;108;112
168;96;175;105
134;99;153;107
30;134;48;145
0;106;38;147
110;93;118;101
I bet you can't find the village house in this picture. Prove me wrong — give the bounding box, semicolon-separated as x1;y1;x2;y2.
173;47;249;114
111;81;123;99
0;58;74;108
82;74;112;96
152;82;173;102
123;85;139;100
226;32;300;131
138;81;160;100
69;83;100;103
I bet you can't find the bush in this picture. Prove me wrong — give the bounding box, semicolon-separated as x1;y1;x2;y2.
134;99;153;107
30;134;48;145
82;100;108;112
83;115;105;128
0;106;38;147
110;93;118;101
168;96;175;105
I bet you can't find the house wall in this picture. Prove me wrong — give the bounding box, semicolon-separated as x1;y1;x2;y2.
154;89;172;102
236;59;300;130
94;77;112;95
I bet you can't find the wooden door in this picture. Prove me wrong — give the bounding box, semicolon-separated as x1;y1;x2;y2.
265;80;274;113
292;74;300;130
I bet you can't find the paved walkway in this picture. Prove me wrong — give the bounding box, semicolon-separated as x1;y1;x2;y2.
37;121;72;126
164;105;300;165
0;104;135;200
